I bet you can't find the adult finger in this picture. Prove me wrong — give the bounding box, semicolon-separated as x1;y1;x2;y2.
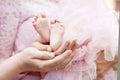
54;41;70;55
71;40;79;51
55;50;77;70
33;50;55;60
31;42;52;51
42;50;72;68
67;40;76;50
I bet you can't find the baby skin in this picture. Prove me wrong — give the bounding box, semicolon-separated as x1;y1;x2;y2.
32;13;65;78
33;13;64;51
32;13;50;43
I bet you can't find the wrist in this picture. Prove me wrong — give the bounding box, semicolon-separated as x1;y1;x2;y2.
0;54;22;80
11;53;26;73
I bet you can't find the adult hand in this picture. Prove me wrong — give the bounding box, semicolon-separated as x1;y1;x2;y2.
12;40;77;73
0;46;54;80
28;40;78;78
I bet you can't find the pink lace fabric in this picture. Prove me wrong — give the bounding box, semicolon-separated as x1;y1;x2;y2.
0;0;118;80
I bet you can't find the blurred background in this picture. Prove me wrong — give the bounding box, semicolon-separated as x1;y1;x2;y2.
106;0;120;11
106;0;120;21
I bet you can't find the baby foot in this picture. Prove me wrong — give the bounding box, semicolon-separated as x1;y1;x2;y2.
33;13;50;43
50;19;64;51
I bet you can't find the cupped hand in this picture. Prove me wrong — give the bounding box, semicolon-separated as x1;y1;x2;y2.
15;40;78;74
30;40;78;78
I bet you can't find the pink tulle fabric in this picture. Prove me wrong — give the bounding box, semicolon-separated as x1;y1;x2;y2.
0;0;118;80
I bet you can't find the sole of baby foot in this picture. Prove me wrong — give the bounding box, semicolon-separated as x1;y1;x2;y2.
32;13;50;43
50;19;64;51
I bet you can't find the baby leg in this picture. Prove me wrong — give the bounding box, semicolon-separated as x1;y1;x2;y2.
50;19;64;51
32;13;50;43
